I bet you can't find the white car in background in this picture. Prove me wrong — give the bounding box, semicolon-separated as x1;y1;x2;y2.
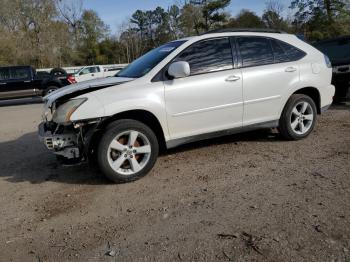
73;65;122;82
39;29;335;183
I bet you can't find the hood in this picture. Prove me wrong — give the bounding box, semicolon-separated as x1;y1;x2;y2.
44;76;134;107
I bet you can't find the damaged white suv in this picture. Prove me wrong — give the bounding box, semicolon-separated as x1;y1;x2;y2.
39;29;335;183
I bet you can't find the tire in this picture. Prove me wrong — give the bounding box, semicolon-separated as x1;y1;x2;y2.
44;86;58;96
97;119;159;183
50;67;67;76
278;94;317;140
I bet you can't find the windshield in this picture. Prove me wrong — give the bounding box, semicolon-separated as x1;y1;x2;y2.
314;38;350;64
116;40;187;78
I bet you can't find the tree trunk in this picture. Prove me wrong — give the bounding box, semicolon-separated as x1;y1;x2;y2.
324;0;333;23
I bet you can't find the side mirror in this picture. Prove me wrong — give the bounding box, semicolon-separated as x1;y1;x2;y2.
168;61;190;79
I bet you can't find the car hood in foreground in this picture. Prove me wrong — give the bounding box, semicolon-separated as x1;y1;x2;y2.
44;77;134;107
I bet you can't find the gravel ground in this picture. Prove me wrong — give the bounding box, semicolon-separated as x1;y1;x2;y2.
0;100;349;262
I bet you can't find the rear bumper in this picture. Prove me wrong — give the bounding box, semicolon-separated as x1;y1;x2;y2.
320;84;335;109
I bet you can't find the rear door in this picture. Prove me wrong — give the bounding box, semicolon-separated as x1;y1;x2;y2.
236;36;303;126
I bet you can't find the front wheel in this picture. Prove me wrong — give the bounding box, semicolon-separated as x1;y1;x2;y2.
278;94;317;140
97;119;159;183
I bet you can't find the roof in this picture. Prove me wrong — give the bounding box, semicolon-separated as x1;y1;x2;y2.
202;28;287;35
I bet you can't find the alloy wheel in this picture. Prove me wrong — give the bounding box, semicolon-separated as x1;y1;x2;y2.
107;130;152;176
290;101;314;135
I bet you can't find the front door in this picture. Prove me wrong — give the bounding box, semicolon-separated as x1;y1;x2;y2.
164;37;243;140
76;66;101;82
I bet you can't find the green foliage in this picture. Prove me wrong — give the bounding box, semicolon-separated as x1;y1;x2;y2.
0;0;350;67
234;10;266;28
200;0;231;30
77;10;110;65
290;0;350;40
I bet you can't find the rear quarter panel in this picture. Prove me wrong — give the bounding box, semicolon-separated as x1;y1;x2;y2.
276;35;334;116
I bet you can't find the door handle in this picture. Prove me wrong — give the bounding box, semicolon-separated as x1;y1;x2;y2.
91;74;95;77
285;67;297;72
23;80;31;83
225;75;241;82
0;83;6;85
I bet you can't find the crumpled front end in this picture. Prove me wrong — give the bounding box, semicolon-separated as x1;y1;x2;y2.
38;76;134;163
38;122;81;160
38;97;102;163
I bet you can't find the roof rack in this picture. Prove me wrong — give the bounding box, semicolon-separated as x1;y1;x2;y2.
203;28;286;35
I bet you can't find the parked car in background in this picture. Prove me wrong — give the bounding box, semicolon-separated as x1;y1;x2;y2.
72;65;123;83
0;66;74;100
313;35;350;101
39;29;335;183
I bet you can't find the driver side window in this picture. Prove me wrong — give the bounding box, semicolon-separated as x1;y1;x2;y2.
80;67;97;75
173;38;233;76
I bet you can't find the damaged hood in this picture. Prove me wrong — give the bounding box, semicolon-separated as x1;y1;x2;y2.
44;76;134;107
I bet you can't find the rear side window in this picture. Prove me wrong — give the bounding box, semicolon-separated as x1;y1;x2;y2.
237;37;274;67
277;40;306;61
271;39;289;63
11;68;30;80
174;38;233;75
0;68;10;81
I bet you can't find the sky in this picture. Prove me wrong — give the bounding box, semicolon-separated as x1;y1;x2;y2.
84;0;293;34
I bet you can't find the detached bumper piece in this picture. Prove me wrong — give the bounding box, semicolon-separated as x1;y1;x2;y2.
38;122;80;160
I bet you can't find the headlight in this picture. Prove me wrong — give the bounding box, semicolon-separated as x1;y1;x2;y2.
52;98;87;124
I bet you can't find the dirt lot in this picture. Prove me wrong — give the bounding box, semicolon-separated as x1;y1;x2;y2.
0;100;349;262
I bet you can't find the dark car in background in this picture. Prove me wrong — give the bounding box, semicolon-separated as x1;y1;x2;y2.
0;66;75;100
313;35;350;101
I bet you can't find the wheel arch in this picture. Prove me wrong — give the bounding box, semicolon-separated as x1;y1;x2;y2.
291;87;321;114
97;109;167;152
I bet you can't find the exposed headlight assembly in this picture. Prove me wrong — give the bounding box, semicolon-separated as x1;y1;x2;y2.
52;98;87;124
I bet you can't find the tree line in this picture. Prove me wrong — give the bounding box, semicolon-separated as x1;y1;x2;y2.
0;0;349;68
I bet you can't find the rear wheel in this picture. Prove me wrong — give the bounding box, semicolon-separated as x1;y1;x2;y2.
279;94;317;140
97;119;159;183
44;86;58;96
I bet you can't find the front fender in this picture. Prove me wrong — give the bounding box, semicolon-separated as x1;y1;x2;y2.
102;92;169;140
72;81;170;141
70;93;106;121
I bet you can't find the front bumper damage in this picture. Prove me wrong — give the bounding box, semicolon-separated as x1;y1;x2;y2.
38;120;100;162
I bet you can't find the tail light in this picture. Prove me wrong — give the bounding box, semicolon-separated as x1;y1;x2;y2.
67;74;77;84
324;55;332;68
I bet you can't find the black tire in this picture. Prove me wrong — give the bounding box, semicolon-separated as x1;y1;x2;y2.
97;119;159;183
44;86;58;96
278;94;317;140
50;67;67;76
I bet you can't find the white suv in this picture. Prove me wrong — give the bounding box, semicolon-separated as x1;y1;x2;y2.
39;29;335;183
